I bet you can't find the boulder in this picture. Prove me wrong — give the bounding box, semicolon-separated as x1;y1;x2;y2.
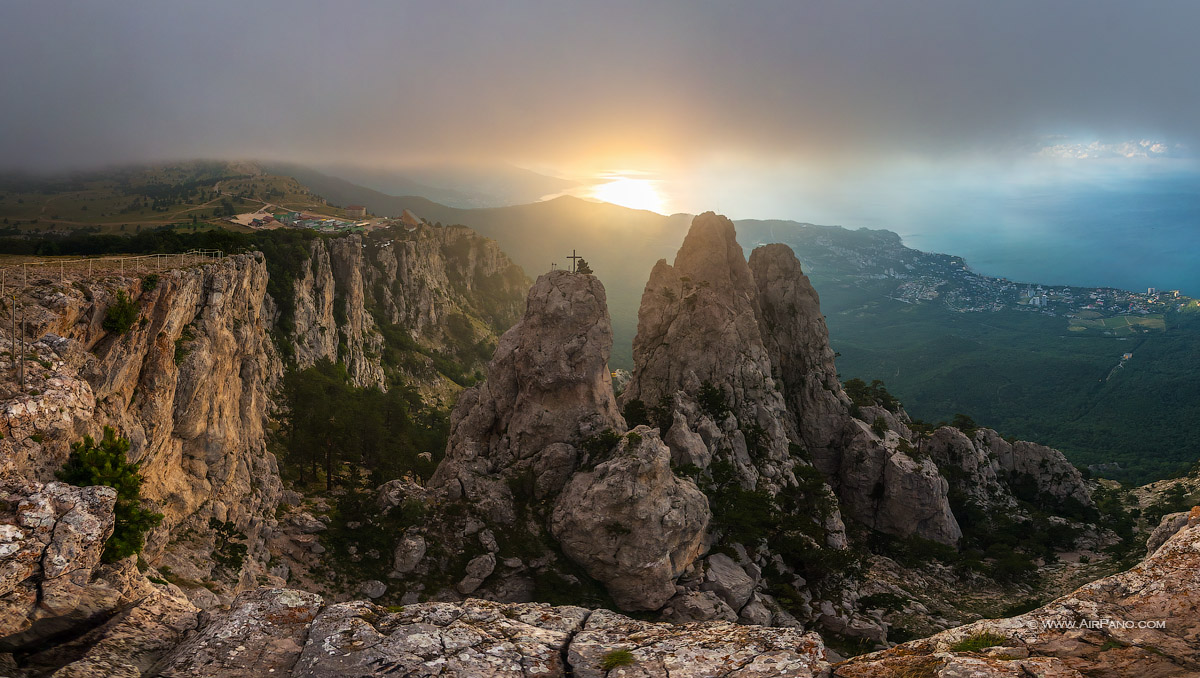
389;531;426;576
288;512;327;534
21;576;199;677
738;595;774;626
456;553;496;595
550;428;710;611
700;553;756;611
374;478;428;511
358;580;386;599
662;590;737;623
568;608;827;678
1147;510;1190;555
150;588;322;677
0;480;117;645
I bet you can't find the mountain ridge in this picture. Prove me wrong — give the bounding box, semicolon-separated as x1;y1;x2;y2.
1;213;1194;676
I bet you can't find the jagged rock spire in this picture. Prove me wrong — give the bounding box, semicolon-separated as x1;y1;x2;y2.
622;212;962;546
621;212;799;493
430;269;625;523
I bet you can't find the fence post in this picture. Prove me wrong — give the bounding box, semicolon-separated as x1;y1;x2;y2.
10;294;16;386
18;303;25;393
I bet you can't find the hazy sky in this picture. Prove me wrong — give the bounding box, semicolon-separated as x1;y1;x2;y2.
2;1;1198;216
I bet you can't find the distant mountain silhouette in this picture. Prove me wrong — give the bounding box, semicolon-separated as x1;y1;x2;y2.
292;162;578;209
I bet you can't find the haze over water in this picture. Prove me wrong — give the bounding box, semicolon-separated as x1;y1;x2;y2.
648;157;1200;297
900;171;1200;295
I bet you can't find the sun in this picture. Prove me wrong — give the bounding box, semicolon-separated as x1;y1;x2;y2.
589;176;667;213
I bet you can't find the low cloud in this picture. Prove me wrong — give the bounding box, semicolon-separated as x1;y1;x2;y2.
0;1;1198;174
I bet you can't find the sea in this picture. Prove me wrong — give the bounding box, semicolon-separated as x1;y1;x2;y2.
893;171;1200;295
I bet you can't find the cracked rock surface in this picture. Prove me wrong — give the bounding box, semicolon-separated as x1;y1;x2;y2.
0;479;116;642
149;589;830;678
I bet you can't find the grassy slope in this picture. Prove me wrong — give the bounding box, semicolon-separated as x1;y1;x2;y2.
0;162;341;235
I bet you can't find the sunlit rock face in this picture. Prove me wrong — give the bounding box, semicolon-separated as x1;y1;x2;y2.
620;212;960;546
429;269;625;525
0;254;284;597
291;228;528;396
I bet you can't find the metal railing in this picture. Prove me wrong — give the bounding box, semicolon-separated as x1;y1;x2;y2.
0;249;224;295
2;249;225;391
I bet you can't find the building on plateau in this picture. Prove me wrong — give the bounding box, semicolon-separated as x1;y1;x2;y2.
346;205;367;218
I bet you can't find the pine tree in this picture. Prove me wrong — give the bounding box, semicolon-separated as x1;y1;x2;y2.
102;291;139;335
575;258;593;275
57;427;163;562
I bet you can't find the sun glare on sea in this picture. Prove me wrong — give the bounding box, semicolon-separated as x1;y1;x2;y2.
589;176;667;213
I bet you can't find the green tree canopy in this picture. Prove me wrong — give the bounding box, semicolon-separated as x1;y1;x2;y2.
57;427;163;562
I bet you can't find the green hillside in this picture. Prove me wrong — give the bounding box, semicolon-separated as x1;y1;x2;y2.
0;161;343;235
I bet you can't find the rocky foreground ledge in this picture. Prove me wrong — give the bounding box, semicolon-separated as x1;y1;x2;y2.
142;506;1200;678
2;460;1199;676
149;590;827;678
841;506;1200;678
11;504;1186;678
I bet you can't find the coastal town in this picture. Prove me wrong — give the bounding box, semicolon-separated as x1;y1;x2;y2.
228;204;426;234
763;224;1197;337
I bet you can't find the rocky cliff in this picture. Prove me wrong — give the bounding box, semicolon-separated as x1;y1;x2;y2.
1;254;284;590
927;426;1093;511
0;478;201;677
287;225;527;400
622;214;802;496
621;213;957;548
147;589;829;678
376;212;1110;644
0;256;282;672
0;211;1179;675
749;244;849;462
393;271;710;610
429;269;625;520
289;235;385;388
0;223;529;663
